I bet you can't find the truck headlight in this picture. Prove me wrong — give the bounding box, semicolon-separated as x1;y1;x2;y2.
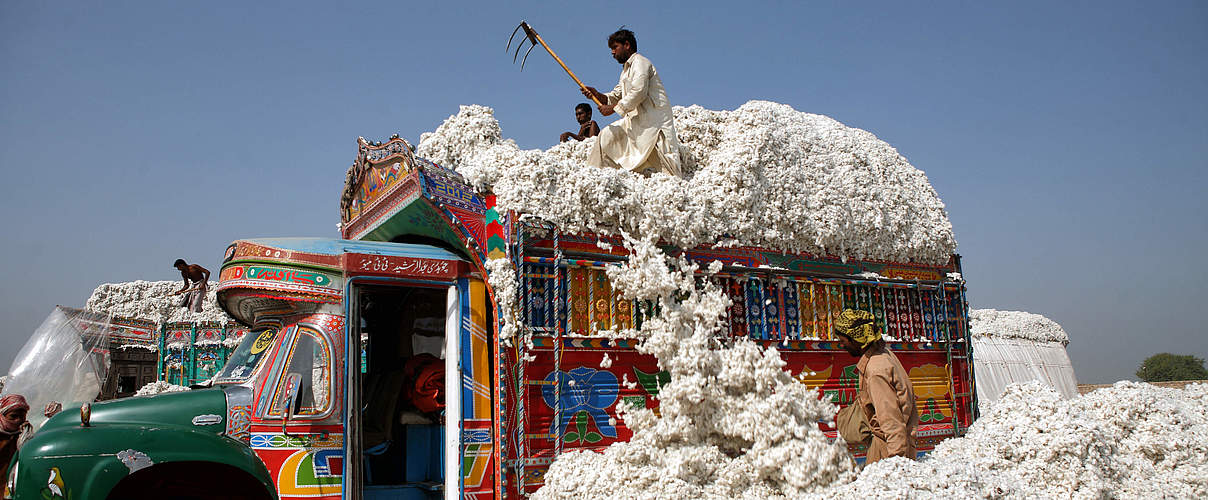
2;457;17;499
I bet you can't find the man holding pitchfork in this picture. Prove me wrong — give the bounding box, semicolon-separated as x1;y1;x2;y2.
579;28;683;177
509;23;682;176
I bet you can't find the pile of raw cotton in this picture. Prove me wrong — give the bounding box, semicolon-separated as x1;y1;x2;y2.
417;101;956;265
133;380;190;397
526;240;856;499
970;308;1069;345
86;280;231;325
814;381;1208;498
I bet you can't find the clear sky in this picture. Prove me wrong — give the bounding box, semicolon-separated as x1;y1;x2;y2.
2;1;1205;383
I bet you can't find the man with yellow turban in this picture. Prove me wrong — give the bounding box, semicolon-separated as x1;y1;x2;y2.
833;309;919;464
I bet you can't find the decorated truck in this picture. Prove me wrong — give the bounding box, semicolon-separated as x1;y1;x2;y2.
3;137;975;500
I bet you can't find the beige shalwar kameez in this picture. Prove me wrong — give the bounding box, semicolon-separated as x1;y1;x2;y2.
588;53;683;177
856;345;919;465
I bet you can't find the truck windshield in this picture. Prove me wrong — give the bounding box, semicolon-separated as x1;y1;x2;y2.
216;328;278;383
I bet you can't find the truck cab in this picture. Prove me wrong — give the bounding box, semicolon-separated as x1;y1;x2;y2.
213;237;488;500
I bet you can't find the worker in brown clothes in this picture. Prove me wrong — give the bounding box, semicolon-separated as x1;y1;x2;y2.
833;309;919;465
173;259;210;313
559;103;600;143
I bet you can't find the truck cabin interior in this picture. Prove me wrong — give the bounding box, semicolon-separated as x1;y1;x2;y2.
357;284;448;494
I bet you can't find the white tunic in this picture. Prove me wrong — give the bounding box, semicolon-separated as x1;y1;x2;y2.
588;53;683;177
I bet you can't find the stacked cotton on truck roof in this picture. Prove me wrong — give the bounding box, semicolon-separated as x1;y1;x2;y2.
85;280;231;325
417;101;956;265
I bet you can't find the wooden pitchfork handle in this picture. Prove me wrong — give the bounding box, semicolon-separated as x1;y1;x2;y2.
516;22;604;107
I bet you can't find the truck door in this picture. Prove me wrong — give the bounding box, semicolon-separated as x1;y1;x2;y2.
345;278;492;500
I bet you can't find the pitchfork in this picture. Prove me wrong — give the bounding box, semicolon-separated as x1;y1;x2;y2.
507;21;604;106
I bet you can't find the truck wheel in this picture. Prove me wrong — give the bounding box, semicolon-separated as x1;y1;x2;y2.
107;462;272;500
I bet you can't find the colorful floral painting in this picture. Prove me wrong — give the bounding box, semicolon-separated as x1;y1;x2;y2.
541;366;618;440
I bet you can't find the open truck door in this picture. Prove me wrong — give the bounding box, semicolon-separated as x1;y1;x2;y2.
341;245;491;500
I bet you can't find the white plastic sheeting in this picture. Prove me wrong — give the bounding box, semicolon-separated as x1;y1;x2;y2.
1;307;112;431
972;337;1079;406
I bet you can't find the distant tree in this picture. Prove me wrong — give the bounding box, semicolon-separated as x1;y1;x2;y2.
1136;353;1208;382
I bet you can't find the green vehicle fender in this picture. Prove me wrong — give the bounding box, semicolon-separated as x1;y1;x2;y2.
10;389;275;499
14;425;274;500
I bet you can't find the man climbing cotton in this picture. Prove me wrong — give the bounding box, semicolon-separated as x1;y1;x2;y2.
833;309;919;464
173;258;209;312
580;28;683;177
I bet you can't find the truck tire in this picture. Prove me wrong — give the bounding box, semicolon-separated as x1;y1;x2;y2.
107;462;272;500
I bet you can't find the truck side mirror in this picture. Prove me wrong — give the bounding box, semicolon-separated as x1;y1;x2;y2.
279;372;301;435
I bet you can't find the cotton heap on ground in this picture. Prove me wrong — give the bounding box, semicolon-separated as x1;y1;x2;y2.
420;101;963;498
418;101;956;265
86;280;231;325
812;381;1208;499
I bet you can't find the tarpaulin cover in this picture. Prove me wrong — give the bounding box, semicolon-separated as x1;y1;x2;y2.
1;307;112;431
972;336;1079;404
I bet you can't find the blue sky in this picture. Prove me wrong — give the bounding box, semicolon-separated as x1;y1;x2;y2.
2;1;1205;383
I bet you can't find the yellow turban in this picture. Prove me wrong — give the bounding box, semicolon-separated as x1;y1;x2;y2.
834;309;880;347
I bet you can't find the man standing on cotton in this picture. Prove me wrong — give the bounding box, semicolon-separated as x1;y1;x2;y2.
172;258;210;313
580;28;683;177
833;309;919;464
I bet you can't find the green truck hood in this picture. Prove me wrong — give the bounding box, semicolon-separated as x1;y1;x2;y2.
39;387;227;432
12;387;275;500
